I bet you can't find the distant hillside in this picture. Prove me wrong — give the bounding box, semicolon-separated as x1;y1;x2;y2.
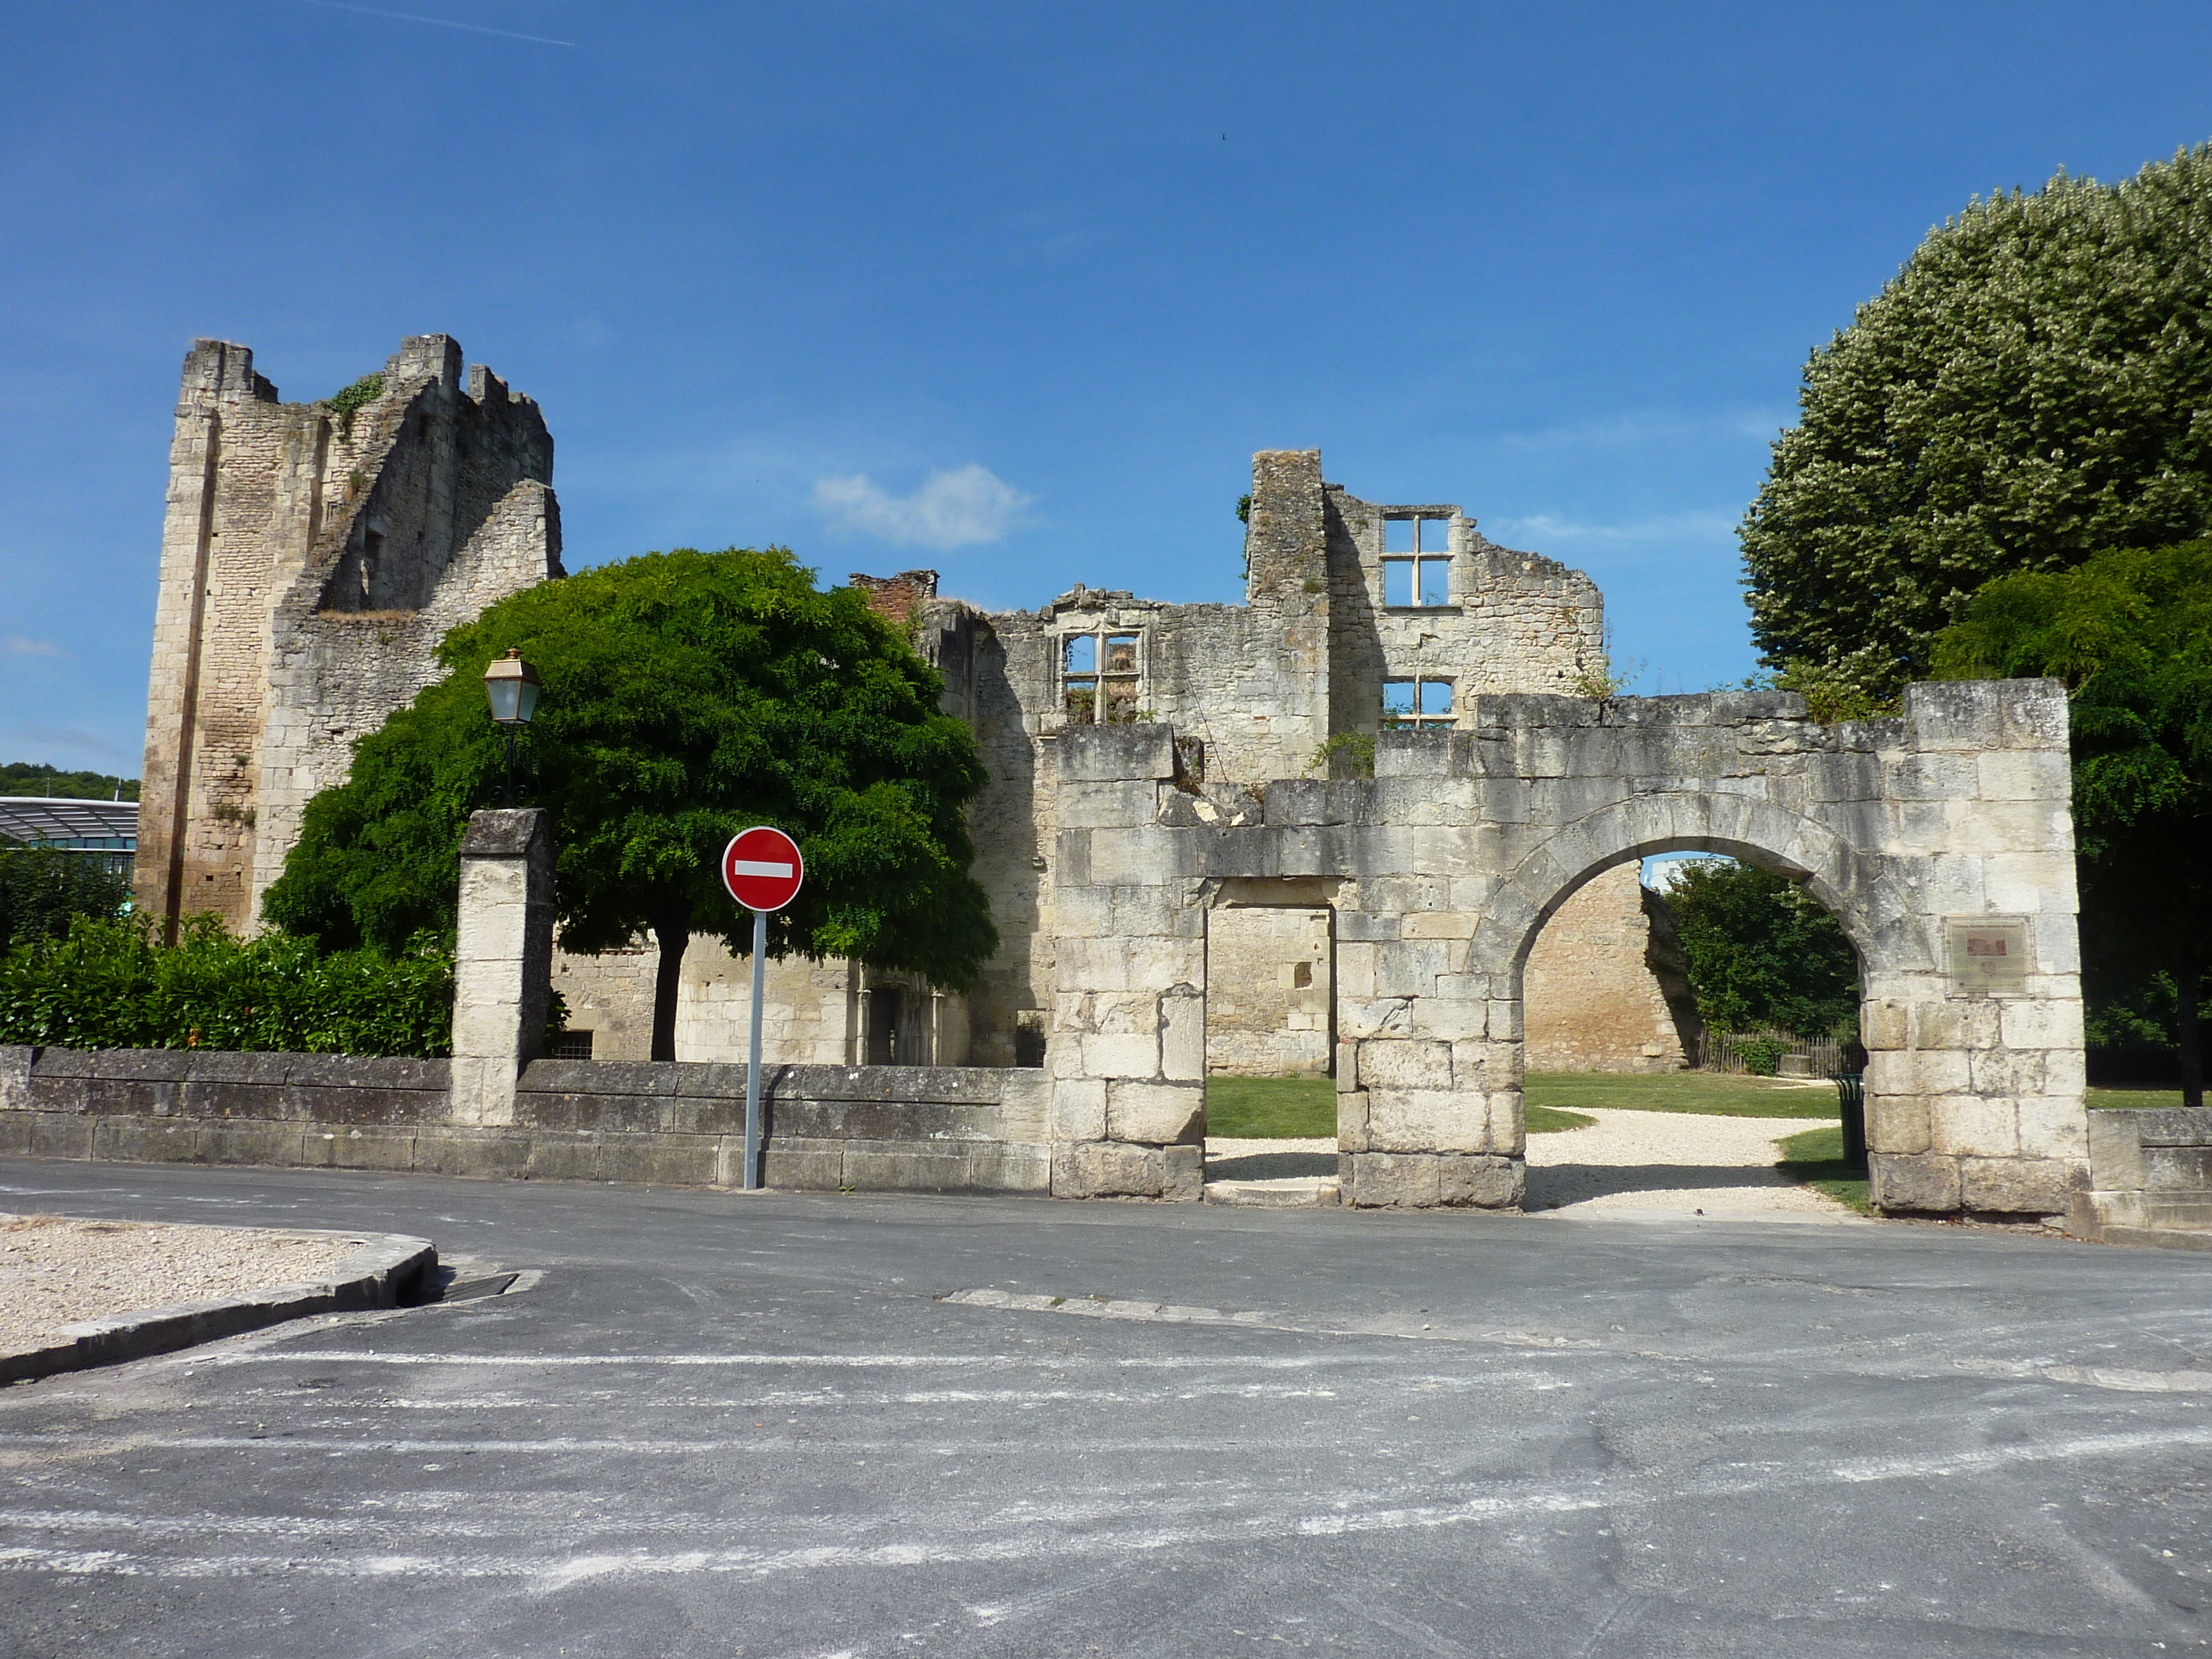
0;763;140;802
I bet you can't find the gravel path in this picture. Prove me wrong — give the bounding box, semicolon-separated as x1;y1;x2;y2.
1208;1108;1863;1222
0;1214;371;1353
1526;1107;1863;1220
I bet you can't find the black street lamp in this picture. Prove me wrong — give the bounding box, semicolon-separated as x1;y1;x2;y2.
482;648;542;806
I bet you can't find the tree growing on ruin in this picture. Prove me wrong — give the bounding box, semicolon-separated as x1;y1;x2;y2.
1741;146;2212;708
265;548;997;1062
1934;540;2212;1108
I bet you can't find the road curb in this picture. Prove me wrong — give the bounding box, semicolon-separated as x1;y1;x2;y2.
0;1229;437;1386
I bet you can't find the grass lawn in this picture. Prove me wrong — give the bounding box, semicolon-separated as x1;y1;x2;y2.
1526;1069;1842;1119
1204;1074;1594;1138
1775;1123;1874;1215
1204;1074;1335;1138
2087;1086;2188;1109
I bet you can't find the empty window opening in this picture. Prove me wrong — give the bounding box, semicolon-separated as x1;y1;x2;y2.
1383;678;1454;726
1382;517;1452;608
1062;628;1143;723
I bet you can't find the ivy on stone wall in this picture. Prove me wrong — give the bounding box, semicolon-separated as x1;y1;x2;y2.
324;373;385;440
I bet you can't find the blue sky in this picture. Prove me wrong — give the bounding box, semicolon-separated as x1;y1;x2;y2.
4;2;2211;776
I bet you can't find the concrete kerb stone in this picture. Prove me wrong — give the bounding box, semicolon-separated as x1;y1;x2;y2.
0;1228;436;1387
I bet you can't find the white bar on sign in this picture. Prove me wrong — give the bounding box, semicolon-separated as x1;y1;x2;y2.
729;859;794;877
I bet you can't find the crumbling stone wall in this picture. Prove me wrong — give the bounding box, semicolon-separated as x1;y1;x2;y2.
1047;683;2089;1221
1325;489;1605;743
136;335;560;939
1525;865;1703;1072
925;449;1684;1077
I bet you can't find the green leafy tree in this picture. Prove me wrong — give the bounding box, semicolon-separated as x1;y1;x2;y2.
265;547;997;1061
0;845;131;954
1662;859;1860;1041
1934;540;2212;1107
1743;145;2212;704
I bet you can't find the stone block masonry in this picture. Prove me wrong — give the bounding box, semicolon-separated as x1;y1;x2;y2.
1525;865;1703;1072
450;809;555;1126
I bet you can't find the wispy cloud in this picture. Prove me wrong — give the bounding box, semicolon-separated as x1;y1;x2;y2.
1487;509;1740;549
285;0;577;47
813;465;1034;550
5;637;65;658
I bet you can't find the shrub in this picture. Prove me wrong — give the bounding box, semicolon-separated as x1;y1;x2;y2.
1304;731;1376;779
1738;1036;1786;1078
0;914;454;1057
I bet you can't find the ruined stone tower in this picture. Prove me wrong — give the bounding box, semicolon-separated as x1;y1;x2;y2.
135;335;563;938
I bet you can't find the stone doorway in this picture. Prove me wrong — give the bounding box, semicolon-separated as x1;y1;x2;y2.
1201;894;1341;1206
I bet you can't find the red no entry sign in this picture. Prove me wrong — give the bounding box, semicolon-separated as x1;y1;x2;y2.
721;826;804;912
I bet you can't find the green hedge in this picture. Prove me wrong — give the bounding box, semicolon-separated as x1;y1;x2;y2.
0;915;454;1057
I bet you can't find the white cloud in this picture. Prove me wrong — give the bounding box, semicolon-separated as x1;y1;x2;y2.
813;465;1033;550
5;637;65;657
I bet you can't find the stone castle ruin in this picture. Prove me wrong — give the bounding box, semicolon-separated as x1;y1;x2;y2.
136;336;562;942
117;335;2108;1225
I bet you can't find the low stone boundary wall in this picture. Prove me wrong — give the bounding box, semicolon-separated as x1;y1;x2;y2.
2076;1107;2212;1250
0;1046;1050;1195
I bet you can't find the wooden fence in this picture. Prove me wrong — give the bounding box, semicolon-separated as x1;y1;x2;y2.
1699;1026;1849;1079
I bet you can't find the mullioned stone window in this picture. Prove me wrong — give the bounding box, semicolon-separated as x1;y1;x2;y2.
1061;628;1143;723
1382;516;1453;608
1383;677;1455;726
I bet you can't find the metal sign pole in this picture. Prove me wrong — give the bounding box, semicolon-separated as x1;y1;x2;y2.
745;905;766;1190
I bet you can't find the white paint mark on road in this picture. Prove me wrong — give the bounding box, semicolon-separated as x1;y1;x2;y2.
3;1424;2209;1584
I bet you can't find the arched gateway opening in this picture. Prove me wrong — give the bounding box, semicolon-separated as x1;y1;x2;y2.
1513;843;1867;1216
1046;681;2091;1224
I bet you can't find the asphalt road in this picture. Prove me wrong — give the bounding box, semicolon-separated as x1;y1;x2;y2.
1;1158;2209;1658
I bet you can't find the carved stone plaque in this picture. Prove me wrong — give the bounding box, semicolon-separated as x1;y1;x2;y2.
1945;916;2029;994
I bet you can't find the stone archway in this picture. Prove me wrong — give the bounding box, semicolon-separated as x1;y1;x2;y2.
1045;680;2090;1224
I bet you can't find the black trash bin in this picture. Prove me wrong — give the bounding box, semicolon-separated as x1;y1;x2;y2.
1835;1072;1867;1170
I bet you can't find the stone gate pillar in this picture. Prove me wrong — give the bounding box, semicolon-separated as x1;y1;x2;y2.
1048;727;1207;1199
449;808;554;1127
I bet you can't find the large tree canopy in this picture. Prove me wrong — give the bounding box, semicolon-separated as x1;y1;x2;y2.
1934;540;2212;1105
265;548;997;1059
1742;145;2212;705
